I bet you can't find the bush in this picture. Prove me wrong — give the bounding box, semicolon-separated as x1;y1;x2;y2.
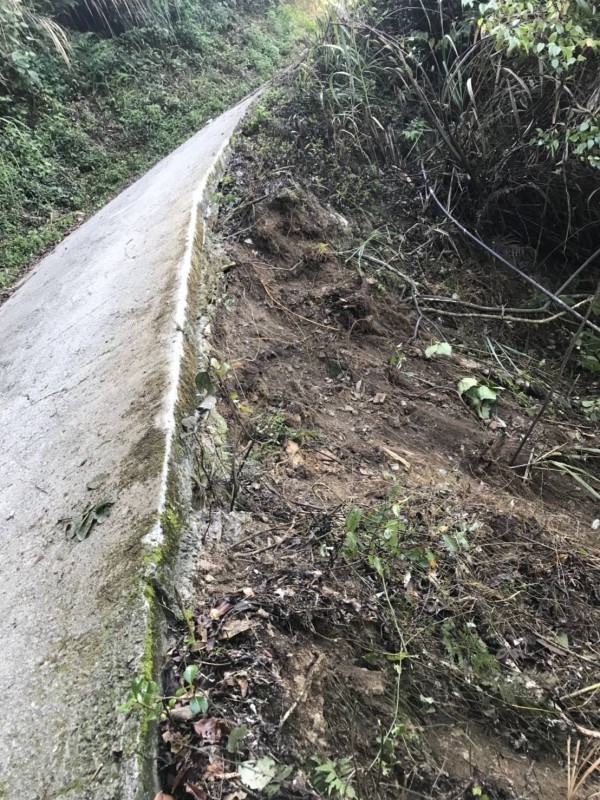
304;0;600;267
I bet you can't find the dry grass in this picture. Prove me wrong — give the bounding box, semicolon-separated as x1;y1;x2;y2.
567;738;600;800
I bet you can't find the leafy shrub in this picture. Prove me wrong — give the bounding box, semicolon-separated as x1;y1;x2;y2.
0;0;70;93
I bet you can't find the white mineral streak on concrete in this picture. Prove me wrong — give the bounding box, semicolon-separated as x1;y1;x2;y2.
0;93;256;800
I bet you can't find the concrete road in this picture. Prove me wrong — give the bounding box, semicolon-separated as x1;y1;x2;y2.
0;94;256;800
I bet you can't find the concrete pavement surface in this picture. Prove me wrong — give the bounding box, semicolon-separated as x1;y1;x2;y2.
0;93;256;800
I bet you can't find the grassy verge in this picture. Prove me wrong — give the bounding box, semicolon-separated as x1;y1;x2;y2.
0;0;318;292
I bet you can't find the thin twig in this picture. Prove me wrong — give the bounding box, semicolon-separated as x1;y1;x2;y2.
421;164;600;337
279;653;325;727
509;279;600;466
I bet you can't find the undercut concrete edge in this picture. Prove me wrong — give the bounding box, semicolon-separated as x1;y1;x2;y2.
134;113;257;799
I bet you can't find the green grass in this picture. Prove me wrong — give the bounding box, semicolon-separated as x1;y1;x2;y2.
0;0;318;291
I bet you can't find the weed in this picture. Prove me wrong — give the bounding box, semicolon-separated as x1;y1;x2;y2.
566;737;600;800
457;376;499;420
579;397;600;422
342;491;440;578
120;665;208;720
425;340;452;358
441;619;500;682
311;756;356;799
519;443;600;501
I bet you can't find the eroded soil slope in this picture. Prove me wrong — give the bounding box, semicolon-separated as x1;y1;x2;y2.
156;112;600;800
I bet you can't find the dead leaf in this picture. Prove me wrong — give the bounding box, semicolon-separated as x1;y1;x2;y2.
238;756;278;790
193;717;230;743
210;601;231;620
162;729;187;754
378;444;411;471
184;784;207;799
371;392;387;404
169;705;195;723
284;440;303;468
236;675;249;697
489;417;507;430
65;496;114;541
86;472;108;490
218;618;254;640
154;794;174;800
203;758;238;782
224;792;248;800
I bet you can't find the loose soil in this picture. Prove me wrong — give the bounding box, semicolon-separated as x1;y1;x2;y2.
156;117;600;800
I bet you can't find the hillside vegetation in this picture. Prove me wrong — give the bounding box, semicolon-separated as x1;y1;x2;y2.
0;0;316;291
141;3;600;798
306;0;600;365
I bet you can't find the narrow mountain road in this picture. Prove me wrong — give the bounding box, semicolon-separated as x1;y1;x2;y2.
0;93;257;800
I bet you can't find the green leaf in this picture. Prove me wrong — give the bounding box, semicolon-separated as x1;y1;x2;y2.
183;664;199;685
457;376;478;396
65;513;83;541
195;370;215;394
478;402;491;420
476;385;497;402
345;506;362;534
370;555;384;575
65;496;114;542
425;341;452;358
189;694;208;715
443;533;458;553
92;497;113;523
342;529;359;558
227;723;249;753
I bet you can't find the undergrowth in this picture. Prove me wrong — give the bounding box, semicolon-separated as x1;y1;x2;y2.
0;0;317;291
337;484;600;755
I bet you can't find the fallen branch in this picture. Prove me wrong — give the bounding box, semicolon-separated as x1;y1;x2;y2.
421;296;592;325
